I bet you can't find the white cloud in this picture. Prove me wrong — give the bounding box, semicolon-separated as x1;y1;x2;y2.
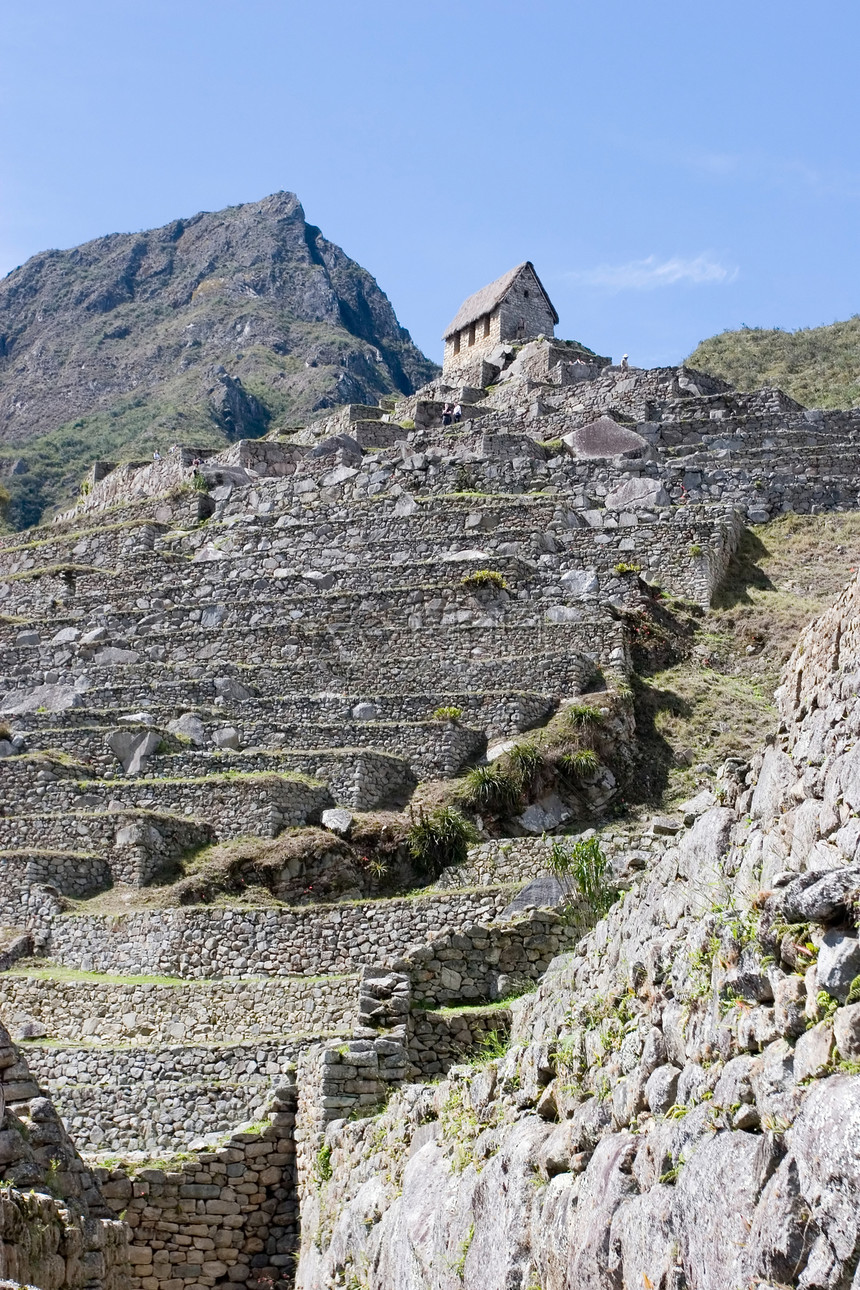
567;254;739;292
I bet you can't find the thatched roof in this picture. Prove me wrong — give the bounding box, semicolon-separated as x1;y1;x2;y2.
442;261;558;340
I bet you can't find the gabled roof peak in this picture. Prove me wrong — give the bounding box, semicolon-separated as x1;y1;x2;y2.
442;261;558;340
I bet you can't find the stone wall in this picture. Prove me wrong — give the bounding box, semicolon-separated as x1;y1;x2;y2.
0;1187;128;1290
40;887;519;978
396;909;584;1007
29;1043;306;1156
98;1102;299;1290
0;852;110;922
0;973;356;1045
0;809;215;887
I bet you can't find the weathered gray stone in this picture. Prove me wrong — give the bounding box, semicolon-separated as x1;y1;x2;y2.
562;416;648;460
500;874;566;917
604;476;670;511
0;683;82;716
351;702;378;721
818;930;860;1003
212;726;241;750
321;808;354;836
167;713;207;746
834;1003;860;1060
107;729;161;775
645;1063;681;1114
559;567;599;597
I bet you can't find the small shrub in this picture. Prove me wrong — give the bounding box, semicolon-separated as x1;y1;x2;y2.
560;703;603;732
407;806;476;878
548;835;617;917
461;569;508;592
460;763;522;815
192;471;209;493
558;748;600;779
688;543;703;558
613;561;642;576
0;723;12;742
314;1142;333;1184
433;705;463;723
506;741;545;790
847;974;860;1006
78;477;92;498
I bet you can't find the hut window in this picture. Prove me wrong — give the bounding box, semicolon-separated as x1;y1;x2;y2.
453;331;461;354
523;289;530;298
483;315;491;338
468;323;476;347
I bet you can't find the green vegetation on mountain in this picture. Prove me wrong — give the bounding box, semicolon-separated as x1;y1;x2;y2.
687;315;860;409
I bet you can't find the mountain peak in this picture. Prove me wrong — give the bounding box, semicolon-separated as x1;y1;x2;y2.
0;193;437;526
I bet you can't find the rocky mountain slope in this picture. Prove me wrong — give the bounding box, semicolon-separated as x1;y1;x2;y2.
688;315;860;412
0;191;437;526
297;570;860;1290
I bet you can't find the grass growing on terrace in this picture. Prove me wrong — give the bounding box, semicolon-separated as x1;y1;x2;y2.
632;512;860;806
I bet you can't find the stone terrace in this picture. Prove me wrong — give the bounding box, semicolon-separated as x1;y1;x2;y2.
3;344;860;1289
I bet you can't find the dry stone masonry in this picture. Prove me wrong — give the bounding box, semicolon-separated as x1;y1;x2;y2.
1;262;860;1290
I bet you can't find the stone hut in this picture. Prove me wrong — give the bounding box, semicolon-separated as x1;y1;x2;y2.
442;261;558;376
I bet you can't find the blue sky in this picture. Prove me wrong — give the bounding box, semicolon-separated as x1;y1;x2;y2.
2;0;859;367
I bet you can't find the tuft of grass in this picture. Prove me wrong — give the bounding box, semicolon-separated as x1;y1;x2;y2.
558;748;600;780
505;741;545;791
459;763;522;815
461;569;508;592
433;705;463;723
407;806;477;878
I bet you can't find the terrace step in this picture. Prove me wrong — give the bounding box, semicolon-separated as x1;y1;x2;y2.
0;965;357;1045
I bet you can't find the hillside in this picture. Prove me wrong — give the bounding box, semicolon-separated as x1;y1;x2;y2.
687;314;860;410
0;191;437;526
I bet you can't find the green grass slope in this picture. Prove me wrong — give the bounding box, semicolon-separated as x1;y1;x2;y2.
687;315;860;409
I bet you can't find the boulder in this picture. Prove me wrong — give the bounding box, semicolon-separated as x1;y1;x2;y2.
645;1063;681;1114
94;646;140;666
302;570;335;590
212;727;241;751
604;477;670;511
834;1003;860;1060
80;626;109;644
214;677;252;702
777;866;860;923
311;434;363;459
393;492;418;517
0;684;82;716
517;794;571;834
107;729;161;774
14;630;40;646
168;713;206;746
563;416;649;460
321;808;354;836
544;605;582;624
500;874;566;917
352;702;378;721
559;568;599;598
50;626;80;645
817;929;860;1003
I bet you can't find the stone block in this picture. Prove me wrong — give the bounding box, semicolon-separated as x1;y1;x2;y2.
834;1003;860;1061
794;1022;835;1083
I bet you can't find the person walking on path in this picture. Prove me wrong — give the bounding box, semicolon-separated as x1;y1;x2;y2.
441;403;452;426
453;402;462;423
